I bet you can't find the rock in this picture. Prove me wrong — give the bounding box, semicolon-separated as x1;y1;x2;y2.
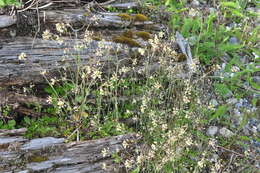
219;127;234;138
229;37;239;44
191;0;200;6
207;126;218;137
227;98;238;104
209;8;216;14
252;76;260;85
210;99;218;107
233;109;243;125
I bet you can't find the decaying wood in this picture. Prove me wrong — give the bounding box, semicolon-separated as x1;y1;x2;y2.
0;90;50;106
0;15;17;28
0;37;130;87
0;130;140;173
0;128;27;136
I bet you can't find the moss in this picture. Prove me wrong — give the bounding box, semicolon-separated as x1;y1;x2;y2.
176;53;187;62
122;30;134;38
133;14;149;22
117;13;132;21
28;156;49;163
135;31;151;40
91;36;102;41
112;36;141;47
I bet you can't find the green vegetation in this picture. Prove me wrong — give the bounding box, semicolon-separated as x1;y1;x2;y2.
0;0;20;7
0;0;259;172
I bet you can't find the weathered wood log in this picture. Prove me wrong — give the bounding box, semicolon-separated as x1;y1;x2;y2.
0;131;140;173
0;37;130;87
0;128;27;136
0;15;17;28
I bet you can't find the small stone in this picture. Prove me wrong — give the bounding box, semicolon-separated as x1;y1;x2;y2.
227;98;238;104
219;127;234;138
191;0;200;6
257;123;260;132
209;8;216;14
210;99;218;107
252;76;260;86
229;37;239;44
207;126;219;137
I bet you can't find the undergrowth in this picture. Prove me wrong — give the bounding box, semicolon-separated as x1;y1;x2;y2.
0;0;259;172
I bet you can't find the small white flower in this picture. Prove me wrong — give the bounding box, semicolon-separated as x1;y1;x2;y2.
101;148;108;157
18;52;27;60
40;70;47;75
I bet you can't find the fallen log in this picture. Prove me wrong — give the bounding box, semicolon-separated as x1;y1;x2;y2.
0;37;130;87
0;130;140;173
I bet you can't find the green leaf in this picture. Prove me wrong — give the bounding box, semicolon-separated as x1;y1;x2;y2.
7;120;16;129
221;2;240;9
219;43;243;53
210;105;228;121
131;166;140;173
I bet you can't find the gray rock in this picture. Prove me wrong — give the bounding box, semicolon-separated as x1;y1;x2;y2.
21;137;65;151
209;8;216;14
207;126;219;137
229;37;239;44
227;98;238;104
252;76;260;85
219;127;234;138
257;123;260;132
210;99;219;107
191;0;200;6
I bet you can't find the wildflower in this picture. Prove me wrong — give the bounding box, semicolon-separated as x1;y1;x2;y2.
119;66;130;74
154;82;162;90
92;69;102;79
84;30;93;44
198;158;205;168
158;31;164;38
138;48;145;56
124;159;132;169
231;66;240;72
18;52;27;60
42;30;52;40
132;58;137;66
40;70;47;75
55;23;66;33
122;140;129;149
101;148;109;157
136;155;143;164
54;35;64;45
50;78;57;85
57;99;65;108
46;96;52;104
74;43;85;51
101;163;107;170
185;137;193;146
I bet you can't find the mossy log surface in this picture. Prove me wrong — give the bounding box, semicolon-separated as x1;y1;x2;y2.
0;129;140;173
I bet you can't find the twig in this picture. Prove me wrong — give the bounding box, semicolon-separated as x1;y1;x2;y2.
99;0;117;6
17;0;37;13
216;145;259;162
31;0;41;48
